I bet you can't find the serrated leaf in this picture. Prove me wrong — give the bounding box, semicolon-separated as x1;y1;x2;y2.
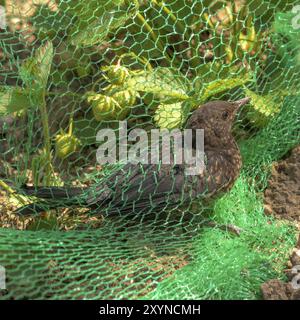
58;0;125;19
244;88;283;128
30;4;73;40
127;67;190;102
0;87;32;116
36;41;54;87
70;3;138;46
199;76;251;104
19;41;53;89
154;102;184;129
194;64;249;92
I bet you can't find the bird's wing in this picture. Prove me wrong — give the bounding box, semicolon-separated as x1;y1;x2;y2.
86;161;188;214
86;147;240;215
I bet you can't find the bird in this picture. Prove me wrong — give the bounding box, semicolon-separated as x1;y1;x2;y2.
14;97;250;217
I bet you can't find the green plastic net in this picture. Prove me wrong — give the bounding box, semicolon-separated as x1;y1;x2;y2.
0;0;299;299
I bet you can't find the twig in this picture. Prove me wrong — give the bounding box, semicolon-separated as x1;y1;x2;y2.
134;11;174;67
0;180;27;206
119;52;153;72
39;88;52;185
204;221;243;236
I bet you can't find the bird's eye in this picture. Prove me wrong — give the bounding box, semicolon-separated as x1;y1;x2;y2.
222;111;229;120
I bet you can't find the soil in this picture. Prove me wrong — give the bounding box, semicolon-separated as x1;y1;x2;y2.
264;146;300;223
261;146;300;300
260;236;300;300
261;279;294;300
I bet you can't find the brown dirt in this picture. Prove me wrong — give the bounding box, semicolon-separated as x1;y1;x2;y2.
261;279;294;300
261;146;300;300
264;146;300;223
261;235;300;300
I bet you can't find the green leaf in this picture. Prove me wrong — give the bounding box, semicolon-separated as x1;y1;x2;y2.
127;67;190;103
248;0;295;24
19;41;54;89
261;10;300;92
154;102;184;129
58;0;125;19
199;76;251;104
194;63;249;91
204;0;227;9
37;41;54;87
30;4;73;40
0;87;32;116
69;2;138;46
273;11;300;63
244;88;285;128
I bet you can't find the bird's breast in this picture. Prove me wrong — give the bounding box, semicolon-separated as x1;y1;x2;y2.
199;145;242;199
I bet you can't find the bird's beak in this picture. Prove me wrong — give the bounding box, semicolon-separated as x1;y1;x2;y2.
234;97;251;110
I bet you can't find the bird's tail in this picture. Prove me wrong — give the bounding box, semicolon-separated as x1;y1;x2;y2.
15;185;88;216
20;185;86;199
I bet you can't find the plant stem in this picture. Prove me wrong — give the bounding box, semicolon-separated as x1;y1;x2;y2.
119;52;153;72
134;11;173;67
151;0;186;35
151;0;199;68
91;77;105;93
68;118;74;136
203;12;215;30
135;12;163;51
68;104;75;136
0;180;27;206
20;87;84;99
39;89;52;185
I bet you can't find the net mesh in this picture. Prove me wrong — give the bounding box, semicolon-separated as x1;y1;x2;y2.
0;0;299;299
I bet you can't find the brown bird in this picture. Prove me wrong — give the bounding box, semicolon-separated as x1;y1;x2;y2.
14;98;250;217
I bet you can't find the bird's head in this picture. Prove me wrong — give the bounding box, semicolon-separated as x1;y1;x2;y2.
185;98;251;148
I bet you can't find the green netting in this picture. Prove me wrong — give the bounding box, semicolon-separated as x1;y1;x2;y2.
0;0;299;300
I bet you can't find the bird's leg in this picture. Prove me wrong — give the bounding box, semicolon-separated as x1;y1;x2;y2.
177;210;242;236
203;221;243;236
